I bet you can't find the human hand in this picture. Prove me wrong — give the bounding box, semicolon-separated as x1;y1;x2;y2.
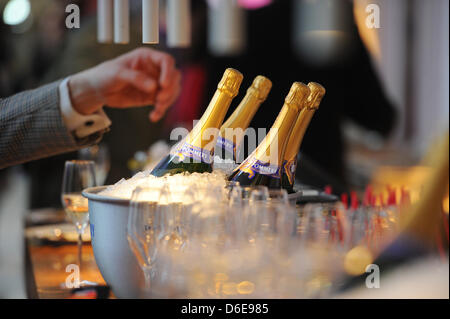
68;48;181;122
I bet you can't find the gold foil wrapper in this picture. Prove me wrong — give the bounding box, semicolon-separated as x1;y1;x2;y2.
218;68;244;98
249;75;273;101
307;82;326;109
285;82;310;111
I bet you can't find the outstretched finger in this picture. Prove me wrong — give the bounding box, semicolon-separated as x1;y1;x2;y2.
150;85;181;122
156;70;181;104
118;68;157;94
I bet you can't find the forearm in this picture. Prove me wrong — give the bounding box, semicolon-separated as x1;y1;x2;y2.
0;47;181;169
0;81;102;169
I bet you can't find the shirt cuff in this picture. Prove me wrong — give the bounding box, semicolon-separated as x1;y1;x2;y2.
59;77;112;139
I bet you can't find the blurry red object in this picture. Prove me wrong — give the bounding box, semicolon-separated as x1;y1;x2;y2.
238;0;272;9
387;188;397;206
341;193;348;209
350;191;359;210
208;0;272;9
164;64;207;129
363;185;373;206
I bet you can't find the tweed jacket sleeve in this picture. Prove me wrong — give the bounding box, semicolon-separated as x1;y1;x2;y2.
0;80;105;169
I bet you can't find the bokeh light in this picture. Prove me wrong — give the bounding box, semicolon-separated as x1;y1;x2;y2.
3;0;31;26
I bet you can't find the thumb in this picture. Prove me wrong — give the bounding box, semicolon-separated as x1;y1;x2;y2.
118;68;158;93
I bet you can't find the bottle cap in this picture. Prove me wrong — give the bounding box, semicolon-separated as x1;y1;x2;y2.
218;68;244;98
307;82;326;110
285;82;310;111
249;75;272;101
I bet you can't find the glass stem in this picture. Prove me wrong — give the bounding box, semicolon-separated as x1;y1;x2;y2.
77;231;83;275
143;268;152;289
142;267;153;298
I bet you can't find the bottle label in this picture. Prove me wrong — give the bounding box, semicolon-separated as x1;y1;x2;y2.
238;158;281;179
216;136;236;154
283;158;298;185
171;142;213;164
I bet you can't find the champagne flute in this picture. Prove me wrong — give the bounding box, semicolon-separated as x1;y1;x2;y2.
61;160;97;277
127;186;163;296
78;143;110;186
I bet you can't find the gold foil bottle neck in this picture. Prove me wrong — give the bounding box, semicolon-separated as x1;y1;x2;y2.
307;82;326;110
285;82;310;111
248;75;272;101
218;68;244;98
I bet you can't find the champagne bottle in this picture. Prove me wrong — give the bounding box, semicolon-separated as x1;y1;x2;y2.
151;68;244;177
228;82;310;188
282;82;326;193
215;75;272;162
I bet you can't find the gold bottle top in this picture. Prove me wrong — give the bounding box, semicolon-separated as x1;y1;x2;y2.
240;82;310;169
219;75;272;143
217;68;244;98
282;82;326;184
182;68;243;153
285;82;312;111
306;82;326;110
249;75;273;101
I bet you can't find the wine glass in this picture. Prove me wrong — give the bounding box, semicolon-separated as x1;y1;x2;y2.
61;160;97;278
127;186;168;296
78;143;110;186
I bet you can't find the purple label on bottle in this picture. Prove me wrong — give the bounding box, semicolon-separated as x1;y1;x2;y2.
216;136;236;154
239;158;281;179
171;142;213;164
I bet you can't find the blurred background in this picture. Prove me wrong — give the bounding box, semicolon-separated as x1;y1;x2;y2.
0;0;448;298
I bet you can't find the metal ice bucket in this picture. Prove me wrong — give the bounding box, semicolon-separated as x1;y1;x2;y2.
82;186;143;299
